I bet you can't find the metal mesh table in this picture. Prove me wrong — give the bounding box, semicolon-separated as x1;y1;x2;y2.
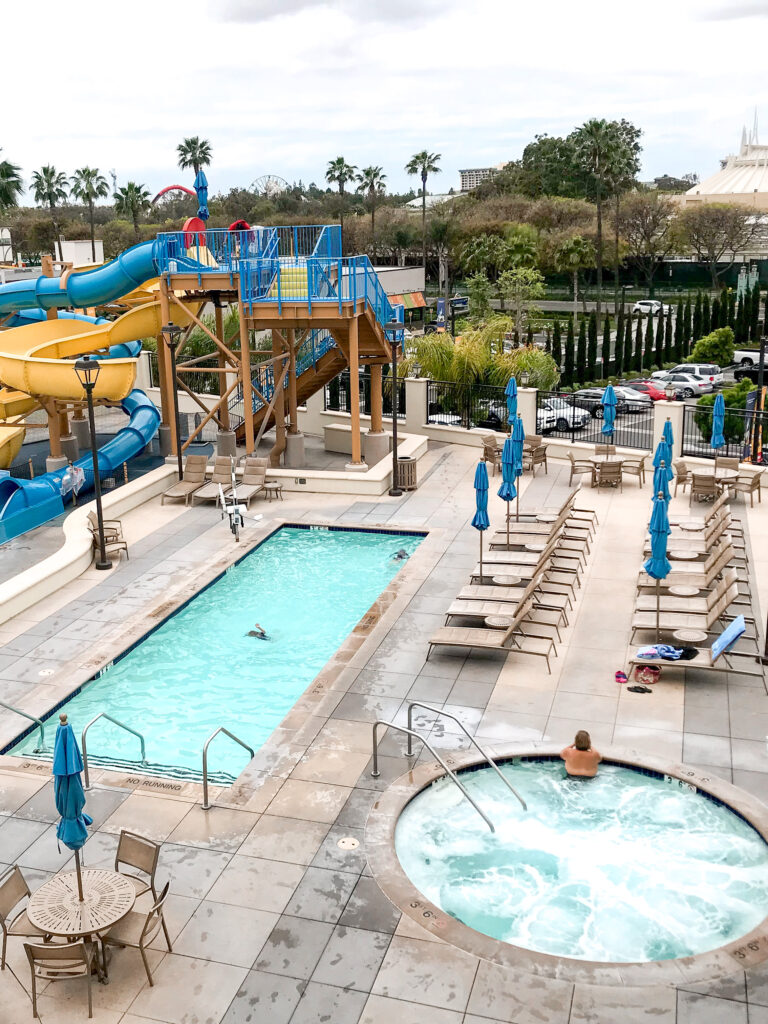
27;870;135;938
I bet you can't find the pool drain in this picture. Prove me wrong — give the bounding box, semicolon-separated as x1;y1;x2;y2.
337;836;360;851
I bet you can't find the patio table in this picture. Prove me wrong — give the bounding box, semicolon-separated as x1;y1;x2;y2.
493;575;522;586
26;869;135;939
696;468;738;483
588;454;624;488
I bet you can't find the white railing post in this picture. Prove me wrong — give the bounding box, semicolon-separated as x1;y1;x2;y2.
653;400;684;460
404;377;428;432
517;386;538;436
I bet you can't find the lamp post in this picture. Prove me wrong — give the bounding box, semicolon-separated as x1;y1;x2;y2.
751;333;766;464
74;356;111;571
665;381;676;402
520;370;530;387
162;323;183;480
384;319;403;497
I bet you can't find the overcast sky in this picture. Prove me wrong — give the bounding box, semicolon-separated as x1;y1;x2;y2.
4;0;767;202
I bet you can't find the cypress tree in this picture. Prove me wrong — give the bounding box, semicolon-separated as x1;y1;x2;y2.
735;294;746;344
634;315;643;373
602;314;611;378
727;289;736;328
527;324;534;346
742;291;751;344
751;282;761;341
614;310;624;377
644;314;654;369
587;312;597;380
693;292;702;341
623;315;633;377
552;319;562;370
711;297;720;333
654;311;664;368
664;308;673;363
577;318;587;384
683;297;692;355
545;327;551;353
702;293;711;335
564;318;575;385
674;302;683;362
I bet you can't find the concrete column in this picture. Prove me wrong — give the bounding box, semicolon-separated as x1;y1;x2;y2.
285;433;306;466
71;414;90;448
214;304;231;432
136;350;153;392
60;434;79;461
518;387;538;437
216;430;237;457
365;363;389;465
653;399;684;461
45;455;68;473
346;317;363;468
404;377;428;433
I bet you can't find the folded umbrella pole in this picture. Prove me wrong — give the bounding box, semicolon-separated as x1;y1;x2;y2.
498;438;517;547
52;713;92;902
472;461;490;583
662;417;674;448
711;392;725;451
512;415;526;522
643;493;672;643
601;384;617;439
505;376;518;431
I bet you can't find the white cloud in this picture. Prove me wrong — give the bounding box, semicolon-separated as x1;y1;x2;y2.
218;0;443;23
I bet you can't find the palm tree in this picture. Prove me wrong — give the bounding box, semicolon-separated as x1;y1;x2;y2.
31;165;68;260
555;235;596;329
114;182;152;242
0;151;23;210
356;166;386;259
405;151;441;269
177;137;212;176
70;167;109;261
325;157;357;251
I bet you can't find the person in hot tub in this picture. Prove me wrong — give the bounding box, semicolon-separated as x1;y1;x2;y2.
560;730;601;778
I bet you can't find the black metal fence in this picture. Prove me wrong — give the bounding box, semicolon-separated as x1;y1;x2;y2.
682;403;768;462
426;380;508;430
324;368;405;420
536;391;655;450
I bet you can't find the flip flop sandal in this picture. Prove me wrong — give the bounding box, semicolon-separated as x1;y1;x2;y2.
615;671;628;684
627;685;652;693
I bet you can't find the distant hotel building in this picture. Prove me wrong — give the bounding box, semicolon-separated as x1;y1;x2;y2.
459;164;507;192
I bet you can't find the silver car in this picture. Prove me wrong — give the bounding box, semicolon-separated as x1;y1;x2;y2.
655;372;713;398
540;397;590;432
613;386;653;412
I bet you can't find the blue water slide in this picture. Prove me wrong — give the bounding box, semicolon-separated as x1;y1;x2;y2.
0;389;160;545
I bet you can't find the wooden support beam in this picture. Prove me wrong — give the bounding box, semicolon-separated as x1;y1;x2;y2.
287;327;298;435
370;363;383;433
157;280;174;434
175;377;226;430
215;303;230;431
348;316;362;465
268;330;287;466
168;292;238;367
255;359;289;453
237;278;255;454
47;403;62;458
181;377;241;451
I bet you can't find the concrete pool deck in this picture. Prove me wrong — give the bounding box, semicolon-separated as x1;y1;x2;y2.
0;441;767;1023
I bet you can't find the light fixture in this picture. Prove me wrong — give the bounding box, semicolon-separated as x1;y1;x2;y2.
665;381;676;401
73;356;110;570
412;360;421;378
383;320;403;497
74;355;100;390
520;370;530;387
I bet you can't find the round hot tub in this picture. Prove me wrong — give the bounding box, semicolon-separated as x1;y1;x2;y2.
366;747;768;983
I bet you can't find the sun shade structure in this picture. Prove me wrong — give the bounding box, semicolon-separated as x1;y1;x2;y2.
505;376;518;427
653;461;673;503
511;414;525;522
472;460;490;582
711;392;726;451
194;170;209;221
643;493;672;642
52;714;92;901
497;438;517;547
601;384;617;437
652;438;672;470
662;417;674;447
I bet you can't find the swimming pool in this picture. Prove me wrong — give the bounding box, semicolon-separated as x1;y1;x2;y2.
394;758;768;963
9;525;423;781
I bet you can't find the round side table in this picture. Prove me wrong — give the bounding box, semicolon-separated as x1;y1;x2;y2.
493;575;522;587
672;628;708;644
536;514;558;524
264;482;283;502
668;586;700;597
669;549;698;561
485;615;513;629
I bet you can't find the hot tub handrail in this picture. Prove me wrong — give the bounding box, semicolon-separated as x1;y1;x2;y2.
201;727;255;811
406;701;527;811
0;700;47;753
82;712;147;790
371;720;495;833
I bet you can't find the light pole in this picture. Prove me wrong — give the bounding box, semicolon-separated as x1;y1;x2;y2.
751;332;766;465
384;319;403;497
74;356;111;571
162;323;183;480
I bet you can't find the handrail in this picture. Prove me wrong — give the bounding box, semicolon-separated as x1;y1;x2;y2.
82;713;147;790
0;700;47;752
371;721;495;832
202;727;255;810
406;702;527;811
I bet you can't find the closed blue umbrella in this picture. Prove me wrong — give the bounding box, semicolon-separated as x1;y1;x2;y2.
711;392;725;450
662;417;674;447
601;384;617;437
511;414;526;522
643;493;671;642
472;460;490;581
653;460;673;503
652;438;671;469
505;376;518;428
53;713;92;901
194;170;209;222
497;438;517;546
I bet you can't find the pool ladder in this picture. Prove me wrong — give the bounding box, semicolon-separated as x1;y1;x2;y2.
370;701;527;833
0;700;47;753
82;713;147;789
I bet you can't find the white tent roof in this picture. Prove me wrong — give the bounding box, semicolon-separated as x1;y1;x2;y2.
688;121;768;197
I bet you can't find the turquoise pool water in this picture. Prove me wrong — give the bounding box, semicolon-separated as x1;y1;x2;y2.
395;759;768;962
11;526;422;781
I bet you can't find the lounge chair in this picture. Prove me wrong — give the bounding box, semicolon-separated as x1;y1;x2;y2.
161;454;208;506
630;580;755;641
626;616;763;678
636;540;746;592
456;582;572;617
191;456;234;505
490;503;591;552
668;490;731;531
227;456;268;508
635;568;746;614
445;595;566;640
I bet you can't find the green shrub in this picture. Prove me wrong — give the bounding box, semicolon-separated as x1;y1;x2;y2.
688;327;734;367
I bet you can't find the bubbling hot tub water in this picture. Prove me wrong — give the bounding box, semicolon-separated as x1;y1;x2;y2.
394;759;768;962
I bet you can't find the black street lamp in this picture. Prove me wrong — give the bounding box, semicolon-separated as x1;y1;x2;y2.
74;356;111;571
162;323;183;480
384;319;403;497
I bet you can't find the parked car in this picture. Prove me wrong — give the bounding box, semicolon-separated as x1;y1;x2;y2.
651;363;723;386
623;380;668;402
732;347;762;367
536;405;558;433
733;364;765;384
632;299;673;316
427;412;463;427
654;372;714;398
539;397;590;432
572;388;628;418
612;386;653;411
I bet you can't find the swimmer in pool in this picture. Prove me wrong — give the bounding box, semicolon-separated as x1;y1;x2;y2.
392;549;409;561
560;730;601;778
247;623;269;640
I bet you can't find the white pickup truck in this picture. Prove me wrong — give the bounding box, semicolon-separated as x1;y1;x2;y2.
733;347;763;366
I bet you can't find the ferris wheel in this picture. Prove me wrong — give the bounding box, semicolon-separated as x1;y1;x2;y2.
251;174;290;198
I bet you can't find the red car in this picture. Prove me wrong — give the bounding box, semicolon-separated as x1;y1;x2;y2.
625;380;667;402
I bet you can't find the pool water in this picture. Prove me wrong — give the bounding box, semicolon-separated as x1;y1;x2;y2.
395;759;768;962
11;527;422;781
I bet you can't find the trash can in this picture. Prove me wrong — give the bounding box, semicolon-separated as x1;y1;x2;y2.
396;456;417;491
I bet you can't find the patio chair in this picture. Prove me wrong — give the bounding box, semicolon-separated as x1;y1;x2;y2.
523;434;543;450
161;454;208;506
25;940;96;1019
86;511;129;561
595;444;616;454
690;472;721;505
0;867;51;970
191;455;235;505
567;452;596;487
733;469;762;507
523;444;548;476
481;435;502;476
228;457;268;508
596;461;623;491
715;456;739;473
673;460;691;496
622;455;646;487
114;830;163;902
100;883;172;987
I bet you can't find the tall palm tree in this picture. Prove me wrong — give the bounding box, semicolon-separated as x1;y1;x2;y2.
0;150;23;210
325;157;357;251
31;165;68;260
114;182;152;242
356;166;386;259
177;136;212;176
405;150;441;269
70;167;109;261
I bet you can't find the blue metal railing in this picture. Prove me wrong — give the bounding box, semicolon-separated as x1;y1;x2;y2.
154;225;341;274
